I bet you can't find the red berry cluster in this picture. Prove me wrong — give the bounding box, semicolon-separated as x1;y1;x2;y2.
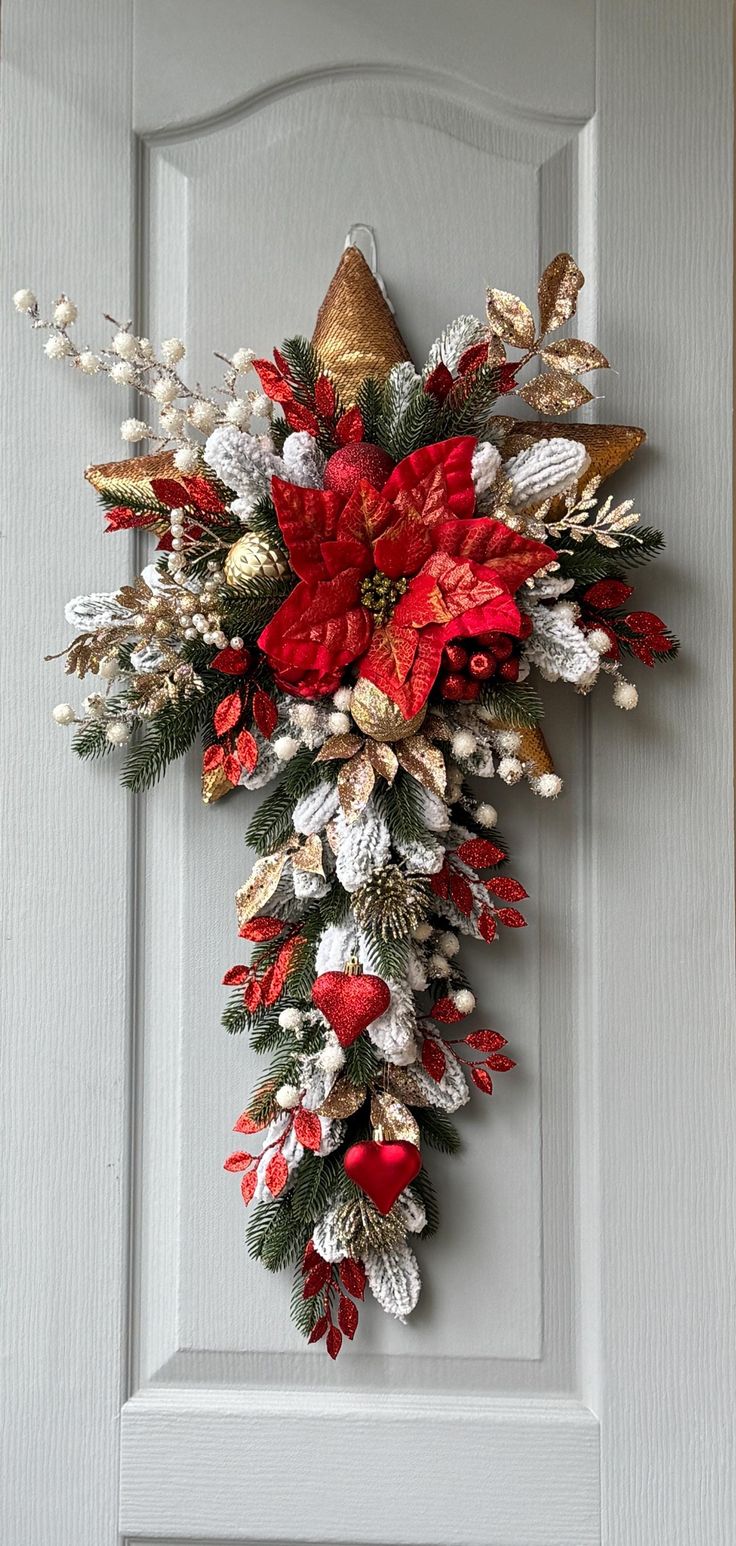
437;615;533;701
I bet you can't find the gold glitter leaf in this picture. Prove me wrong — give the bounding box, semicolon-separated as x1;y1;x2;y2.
317;1079;367;1120
396;734;447;798
370;1090;420;1146
386;1065;434;1108
315;733;363;762
337;750;376;824
486;335;507;367
365;740;398;784
537;253;585;336
292;833;324;876
235;851;287;927
516;371;593;415
486;288;536;349
540;338;609;375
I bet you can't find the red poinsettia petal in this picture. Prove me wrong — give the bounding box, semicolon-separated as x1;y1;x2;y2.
314;375;336;418
258;573;372;699
383;436;476;517
271;477;344;581
457;342;490;375
150;476;190;509
443;575;522;643
435;518;555;591
253;359;292;403
392;570;453;629
284;401;320;436
359;623;444;718
338;482;395;554
423;363;454;400
104;505;160;532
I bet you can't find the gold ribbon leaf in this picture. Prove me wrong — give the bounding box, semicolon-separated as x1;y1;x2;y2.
516;371;594;415
365;739;398;784
235;851;288;927
537;252;585;337
315;733;364;762
486;288;536;350
539;338;609;375
337;749;376;824
292;832;325;876
395;734;447;799
370;1090;420;1146
317;1079;368;1120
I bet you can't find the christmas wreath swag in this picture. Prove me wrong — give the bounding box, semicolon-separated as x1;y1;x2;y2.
15;240;677;1356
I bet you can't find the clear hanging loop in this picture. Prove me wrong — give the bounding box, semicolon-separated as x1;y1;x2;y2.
343;224;396;313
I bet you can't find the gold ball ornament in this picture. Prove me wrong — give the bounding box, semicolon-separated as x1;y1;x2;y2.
350;678;426;742
223;532;290;588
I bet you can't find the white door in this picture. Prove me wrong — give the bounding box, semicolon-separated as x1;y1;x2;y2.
2;2;733;1543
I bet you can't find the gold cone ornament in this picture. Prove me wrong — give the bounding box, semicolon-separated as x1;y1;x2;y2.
85;449;183;505
223;532;290;588
312;245;411;406
503;420;645;506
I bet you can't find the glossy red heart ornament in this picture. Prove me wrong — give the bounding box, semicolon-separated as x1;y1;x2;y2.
343;1140;421;1214
311;971;391;1047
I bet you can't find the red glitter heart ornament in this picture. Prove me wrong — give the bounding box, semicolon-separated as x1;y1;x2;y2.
311;970;391;1047
343;1140;422;1214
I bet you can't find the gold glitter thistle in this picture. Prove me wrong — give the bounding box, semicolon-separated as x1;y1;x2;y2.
351;864;429;939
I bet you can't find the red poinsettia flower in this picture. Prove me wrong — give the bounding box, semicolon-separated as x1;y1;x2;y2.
258;436;554;717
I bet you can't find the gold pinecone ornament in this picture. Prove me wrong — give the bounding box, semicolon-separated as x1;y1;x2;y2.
223;532;291;588
352;864;429;939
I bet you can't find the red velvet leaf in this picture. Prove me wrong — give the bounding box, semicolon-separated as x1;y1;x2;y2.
478;908;497;942
239;917;284;941
472;1067;494;1095
222;965;249;985
338;1295;359;1339
253;358;292;403
252;689;278;739
233;1109;268;1135
264;1152;289;1197
303;1260;331;1298
202;744;224;772
285;400;320;435
223;1151;254;1171
466;1030;507;1052
431;996;463;1024
223;753;241;785
583;580;634;609
210;646;251;675
484;876;528;901
214;691;242;735
422;1038;447;1082
496;907;527;929
293;1108;322;1152
456;838;506;868
423;363;454;400
235;728;258;774
240;1169;258;1205
338;1258;366;1300
308;1315;329;1344
326;1324;343;1360
487;1054;516;1072
335;406;364;445
314;375;336;418
449;872;474;916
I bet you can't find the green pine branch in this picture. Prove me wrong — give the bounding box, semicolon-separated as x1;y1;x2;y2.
374;767;427;847
410;1169;440;1238
479;681;543;727
557;526;666;583
415;1108;461;1155
244;750;334;855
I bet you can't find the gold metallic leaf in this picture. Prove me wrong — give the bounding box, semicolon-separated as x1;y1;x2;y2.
396;734;447;798
337;750;376;824
486;335;507;367
292;833;324;875
365;739;398;784
235;851;287;927
201;764;233;805
486;288;536;349
370;1090;420;1146
539;338;609;374
317;1079;368;1120
315;733;364;762
537;253;585;336
386;1065;434;1108
516;371;594;415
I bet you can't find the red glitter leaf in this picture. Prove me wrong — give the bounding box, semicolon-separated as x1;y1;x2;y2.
235;729;258;775
308;1315;329;1344
253;358;292;403
263;937;301;1005
242;976;263;1012
210;647;251;675
181;474;225;514
294;1108;322;1152
456;838;506;868
223;1151;254;1171
335;406;364;445
285;400;320;436
472;1067;494;1095
150;476;190;509
338;1258;366;1300
338;1295;359;1339
252;689;278;739
273;348;291;378
423;363;454;400
583;580;634;610
430;864;450;900
222;965;248;985
629;640;655;666
485;876;528;901
457;342;490;376
239;917;284;942
422;1037;447;1082
625;609;667;635
487;1054;516;1072
326;1324;343;1360
466;1030;507;1052
314;375;336;418
104;504;159;532
431;997;463;1024
478;908;497;942
214;691;242;736
240;1169;258;1205
302;1240;320;1272
449;872;474;916
223;754;242;785
264;1152;289;1197
496;907;527;929
202;744;224;772
233;1109;268;1135
303;1260;331;1298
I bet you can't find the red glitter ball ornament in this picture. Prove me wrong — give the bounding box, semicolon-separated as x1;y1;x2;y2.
468;649;496;680
311;969;391;1047
323;442;395;496
443;643;469;673
343;1139;422;1214
498;656;520;682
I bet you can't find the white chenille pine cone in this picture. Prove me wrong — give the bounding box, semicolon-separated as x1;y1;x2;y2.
502;437;589;508
364;1241;422;1321
393;834;446;875
315;923;359;976
471;440;502;497
334;806;391;892
524;602;602;686
416;787;451;833
281;430;325;489
291;866;330;900
292;780;341;836
203;424;282;499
